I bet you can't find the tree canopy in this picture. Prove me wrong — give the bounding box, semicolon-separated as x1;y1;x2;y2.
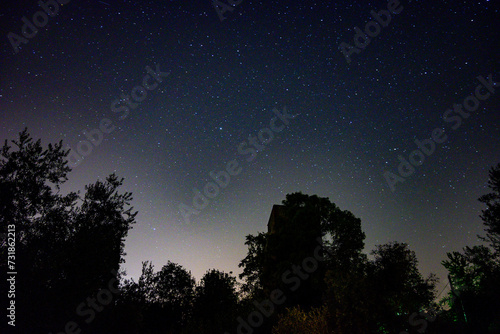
440;163;500;333
0;129;136;333
1;129;497;333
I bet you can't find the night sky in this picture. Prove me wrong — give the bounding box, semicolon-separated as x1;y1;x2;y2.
1;0;498;297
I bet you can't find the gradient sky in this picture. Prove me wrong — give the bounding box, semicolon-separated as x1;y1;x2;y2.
1;0;499;298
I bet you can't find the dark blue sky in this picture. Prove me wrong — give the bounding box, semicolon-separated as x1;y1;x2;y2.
1;0;499;296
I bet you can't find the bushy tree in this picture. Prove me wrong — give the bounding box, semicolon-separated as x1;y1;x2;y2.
0;129;136;333
441;163;500;333
118;261;196;333
479;163;500;255
272;305;329;334
239;192;367;332
155;261;196;330
324;242;436;334
442;245;500;332
238;232;268;299
191;269;240;333
370;242;437;333
324;255;376;334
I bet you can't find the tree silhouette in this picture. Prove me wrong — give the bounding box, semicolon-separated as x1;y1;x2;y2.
238;231;268;299
0;129;137;333
191;269;240;333
479;163;500;254
441;163;500;333
272;305;329;334
4;129;495;333
323;252;375;334
239;192;366;332
118;261;196;333
370;242;437;333
443;245;499;331
154;261;195;331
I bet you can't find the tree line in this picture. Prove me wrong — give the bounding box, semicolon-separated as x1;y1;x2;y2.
1;129;499;333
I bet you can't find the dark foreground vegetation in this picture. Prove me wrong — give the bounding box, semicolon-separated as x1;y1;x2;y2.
1;130;499;333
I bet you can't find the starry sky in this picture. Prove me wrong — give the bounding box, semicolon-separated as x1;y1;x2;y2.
1;0;499;297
